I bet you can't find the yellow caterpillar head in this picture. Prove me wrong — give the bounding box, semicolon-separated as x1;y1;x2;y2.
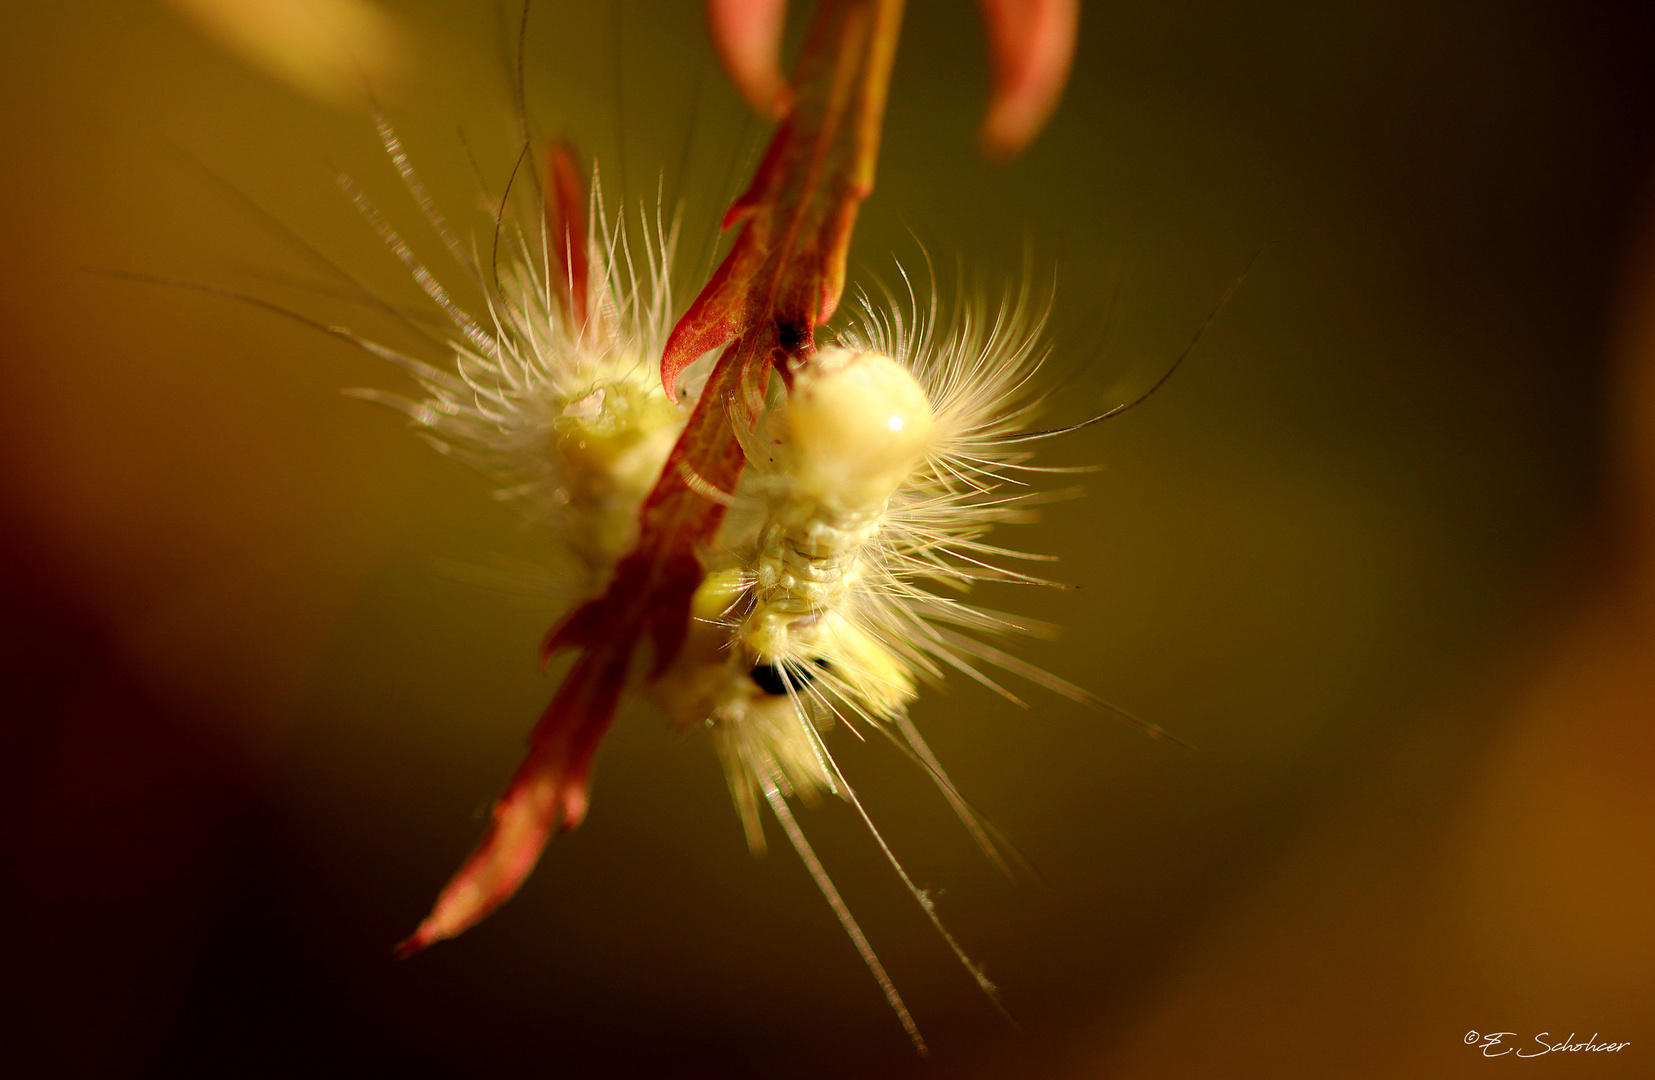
779;346;935;510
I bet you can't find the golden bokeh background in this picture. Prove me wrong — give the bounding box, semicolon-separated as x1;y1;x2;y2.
3;1;1652;1076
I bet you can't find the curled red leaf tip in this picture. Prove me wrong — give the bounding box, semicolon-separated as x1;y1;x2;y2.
977;0;1079;160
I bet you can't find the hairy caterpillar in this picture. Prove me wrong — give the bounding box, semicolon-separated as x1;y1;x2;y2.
126;110;1183;1047
126;0;1188;1052
342;122;688;591
147;121;1198;1050
650;291;1109;1039
336;113;1121;1043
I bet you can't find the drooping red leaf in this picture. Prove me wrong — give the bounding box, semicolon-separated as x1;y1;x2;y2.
394;642;629;957
977;0;1079;160
705;0;792;118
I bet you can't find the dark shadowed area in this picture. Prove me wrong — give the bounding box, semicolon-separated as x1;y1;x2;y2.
2;1;1653;1077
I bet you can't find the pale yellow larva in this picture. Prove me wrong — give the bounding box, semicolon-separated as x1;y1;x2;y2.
649;306;1086;1041
653;347;945;849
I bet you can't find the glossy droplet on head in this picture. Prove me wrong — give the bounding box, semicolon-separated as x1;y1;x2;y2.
782;347;934;506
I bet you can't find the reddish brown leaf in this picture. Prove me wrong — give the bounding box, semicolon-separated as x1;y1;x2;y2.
705;0;792;118
977;0;1079;160
394;643;628;957
662;0;904;397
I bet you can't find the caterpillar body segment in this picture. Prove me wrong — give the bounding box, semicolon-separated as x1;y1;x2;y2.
747;348;936;663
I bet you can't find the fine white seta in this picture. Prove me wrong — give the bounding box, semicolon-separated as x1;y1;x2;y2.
340;119;1148;1049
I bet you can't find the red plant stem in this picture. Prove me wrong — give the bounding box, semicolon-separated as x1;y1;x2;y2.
399;0;905;955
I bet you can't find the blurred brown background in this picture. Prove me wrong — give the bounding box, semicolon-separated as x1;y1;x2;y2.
2;1;1653;1077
